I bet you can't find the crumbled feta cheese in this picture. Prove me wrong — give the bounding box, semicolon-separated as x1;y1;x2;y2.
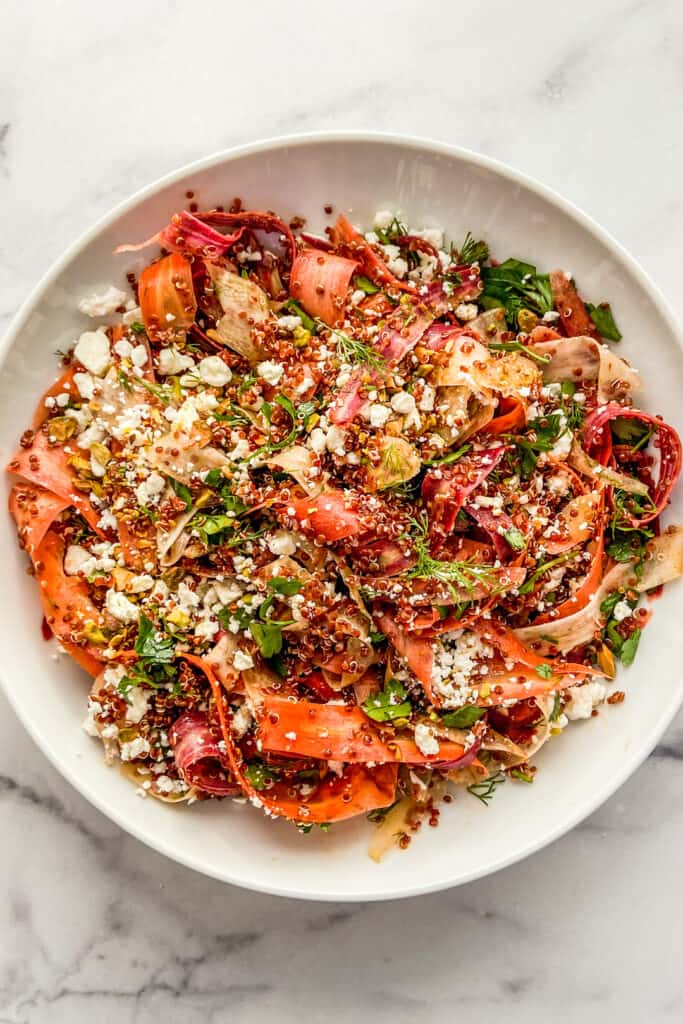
414;723;440;757
82;699;102;737
325;425;348;456
74;329;111;376
176;581;200;613
233;650;254;671
131;344;148;368
418;384;435;412
416;227;444;249
120;736;151;762
198;355;232;387
308;427;327;453
368;404;391;428
195;618;219;641
565;682;607;720
78;285;127;318
122;305;143;325
431;631;494;707
105;589;140;624
351;289;367;305
64;545;92;575
549;417;573;461
277;315;302;332
97;508;118;531
267;531;297;556
158;347;195;375
390;391;421;430
73;372;95;400
126;687;151;724
135;471;165;507
231;703;254;739
213;579;243;604
257;360;284;386
455;302;479;321
373;210;395;230
612;600;633;622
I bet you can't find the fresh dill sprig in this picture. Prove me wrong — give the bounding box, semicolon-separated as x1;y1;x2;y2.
319;321;387;370
456;232;489;266
404;515;500;596
467;771;506;805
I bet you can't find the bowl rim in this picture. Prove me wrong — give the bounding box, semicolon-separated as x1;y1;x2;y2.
1;129;682;901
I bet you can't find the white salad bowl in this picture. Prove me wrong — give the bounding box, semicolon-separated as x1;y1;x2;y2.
1;132;682;901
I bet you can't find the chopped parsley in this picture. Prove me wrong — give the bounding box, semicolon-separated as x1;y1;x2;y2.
362;678;412;723
480;257;554;329
440;706;486;729
586;302;622;342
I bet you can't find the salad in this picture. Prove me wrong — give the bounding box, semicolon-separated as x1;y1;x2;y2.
7;201;683;857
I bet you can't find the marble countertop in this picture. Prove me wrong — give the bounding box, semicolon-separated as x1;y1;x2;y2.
2;1;683;1020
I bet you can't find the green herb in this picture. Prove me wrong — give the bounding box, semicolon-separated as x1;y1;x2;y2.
506;412;565;477
213;402;253;427
503;526;526;551
367;799;400;823
559;380;585;430
297;822;331;834
323;322;387;370
353;275;380;295
249;621;287;658
620;628;641;667
422;443;471;468
245;762;280;791
535;663;553;680
369;630;386;645
283;299;317;333
117;369;133;392
135;614;175;663
405;514;501;597
611;417;653;452
252;393;316;458
518;549;580;595
510;768;534;784
170;478;192;509
549;693;563;722
586;302;622;342
456;232;489;266
237;372;258;394
362;678;412;723
268;576;303;597
487;339;551;366
600;591;622;617
480;258;554;328
135;376;172;404
129;321;147;335
374;216;408;245
441;706;486;729
467;771;506;806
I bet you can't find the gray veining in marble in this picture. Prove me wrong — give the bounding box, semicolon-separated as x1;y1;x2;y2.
2;1;683;1021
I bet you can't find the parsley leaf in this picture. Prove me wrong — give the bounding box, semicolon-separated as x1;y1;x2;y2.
586;302;622;342
441;706;486;729
170;478;192;509
362;678;412;723
135;614;175;664
480;258;553;328
283;299;317;333
353;275;380;295
535;663;553;680
620;629;641;667
245;762;280;791
268;577;303;596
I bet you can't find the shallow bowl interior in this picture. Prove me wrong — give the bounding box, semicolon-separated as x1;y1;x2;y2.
1;133;681;900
